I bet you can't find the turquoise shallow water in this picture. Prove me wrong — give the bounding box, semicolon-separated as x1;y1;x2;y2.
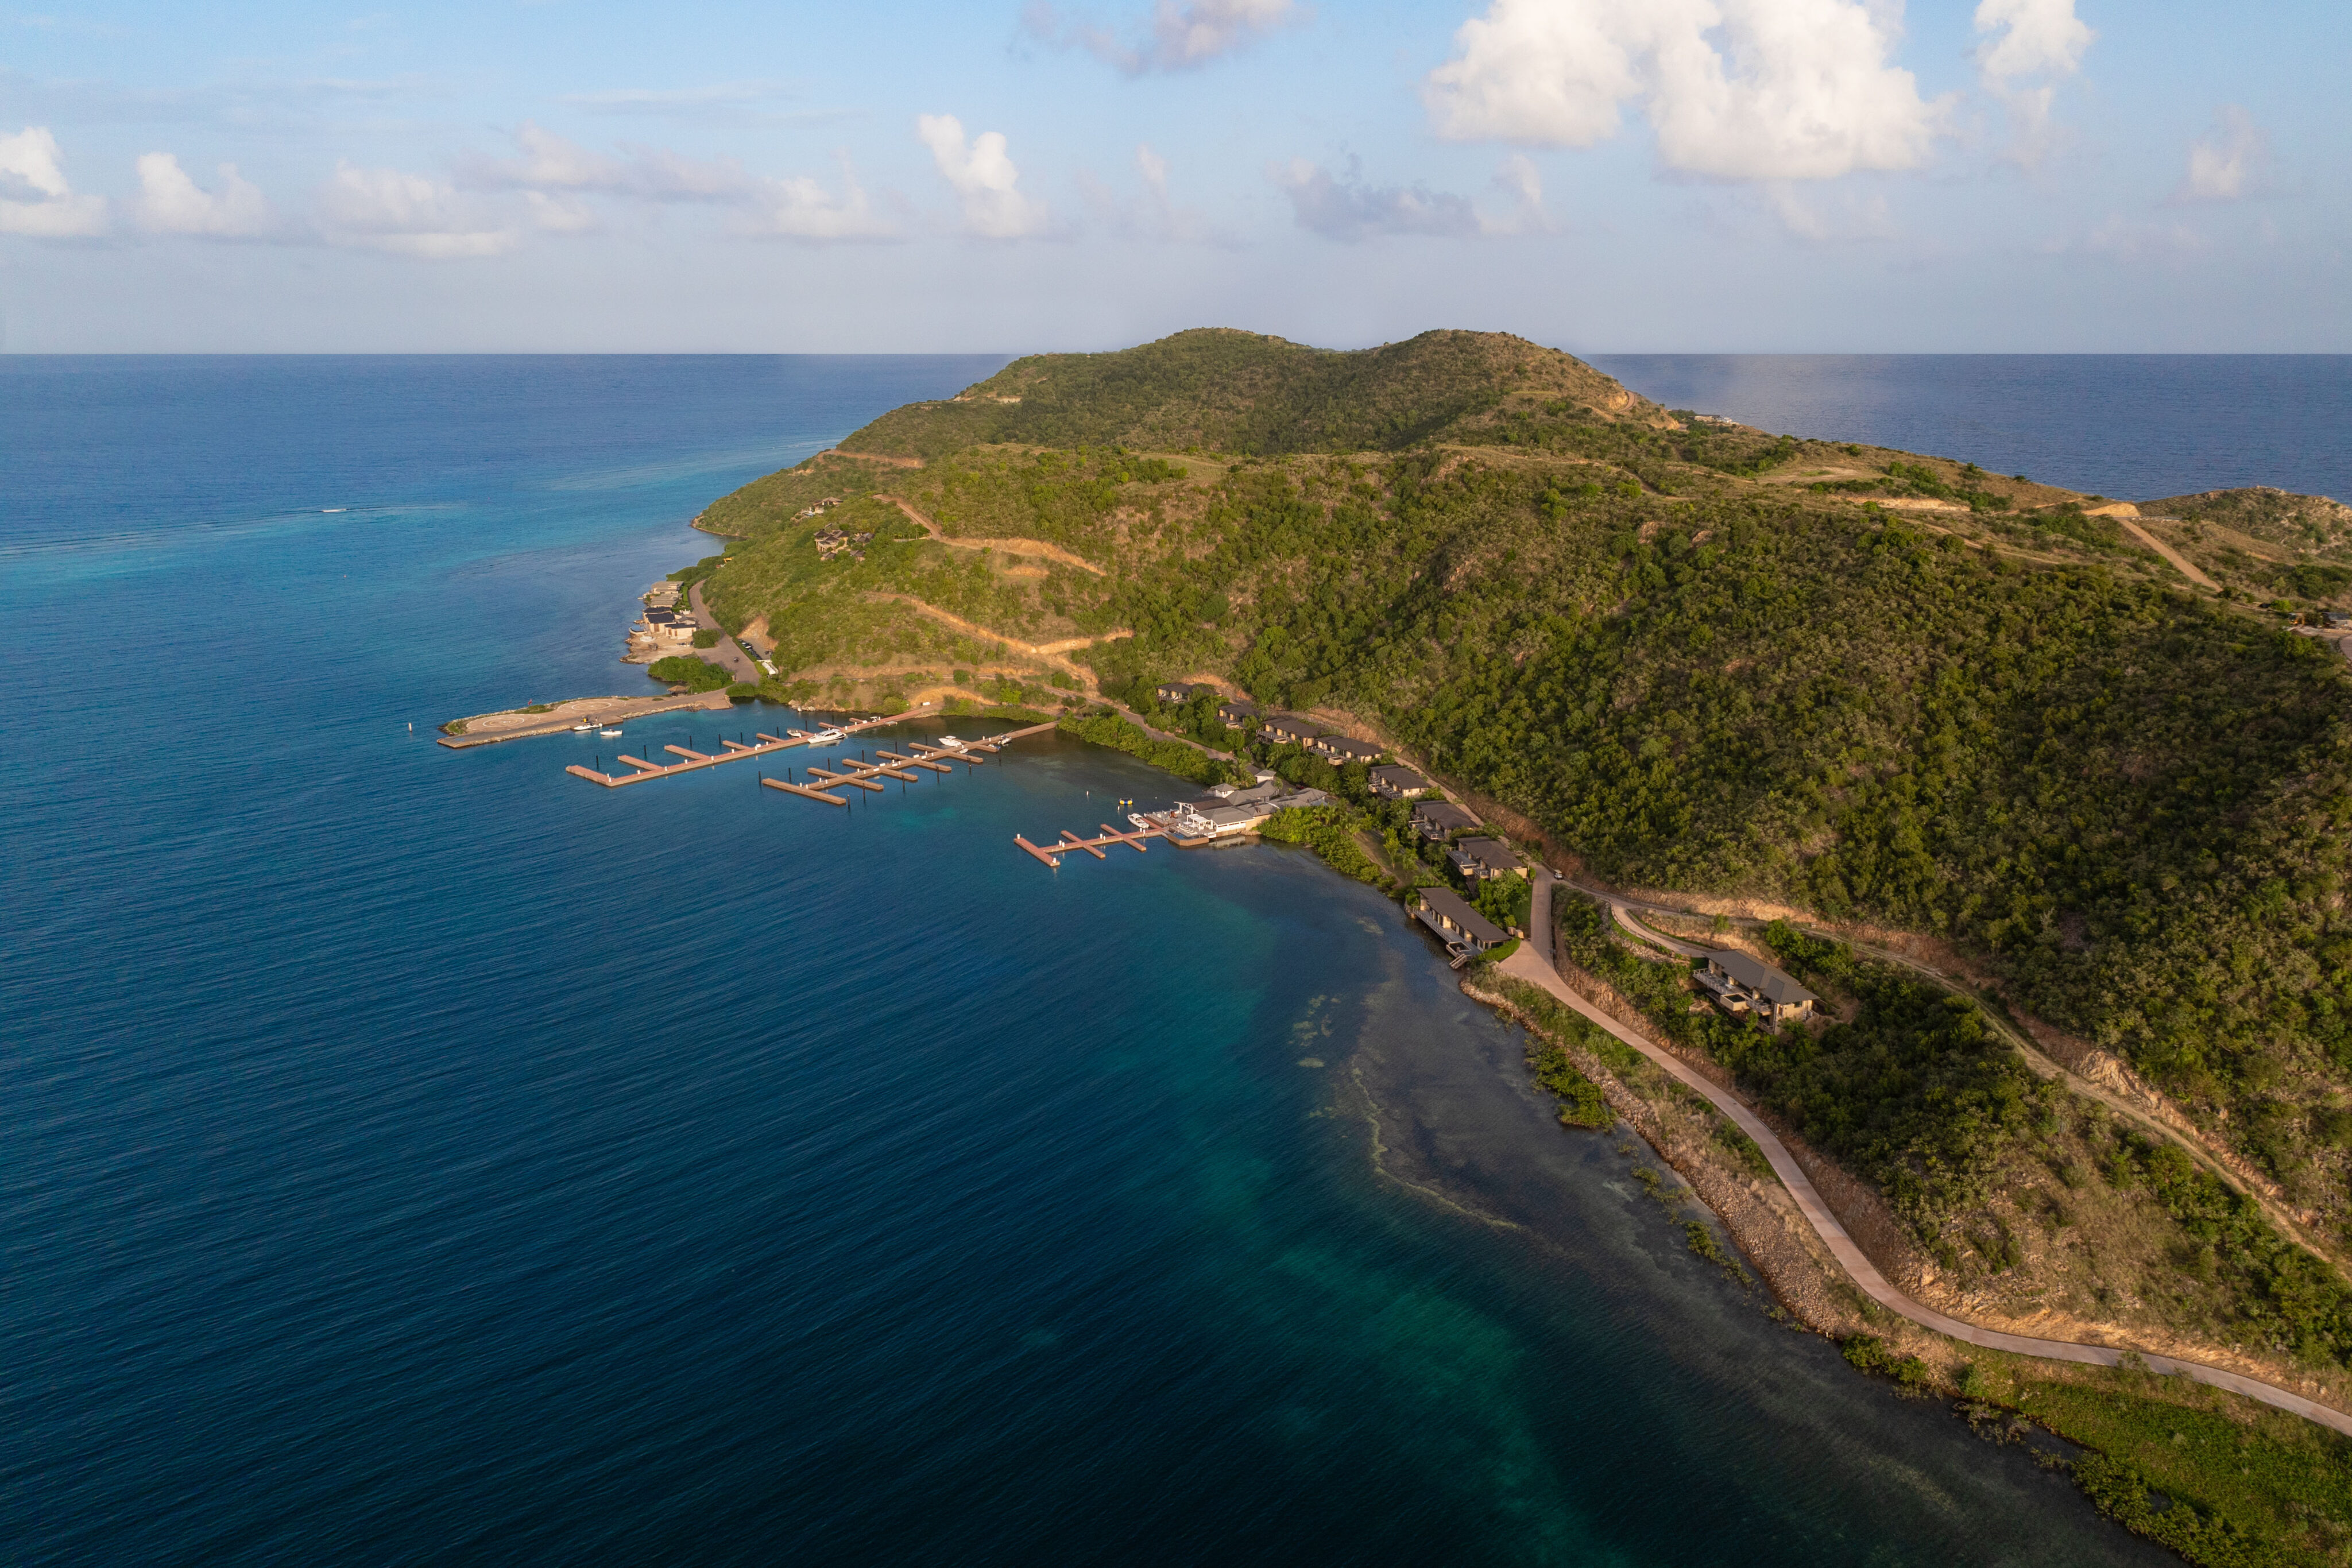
1;357;2178;1565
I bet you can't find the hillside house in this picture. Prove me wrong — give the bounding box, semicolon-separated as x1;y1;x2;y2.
1217;698;1262;727
1695;950;1818;1025
1260;715;1325;746
1448;837;1526;881
1155;681;1204;704
1313;735;1386;765
1411;801;1479;839
1415;886;1506;955
1368;765;1430;800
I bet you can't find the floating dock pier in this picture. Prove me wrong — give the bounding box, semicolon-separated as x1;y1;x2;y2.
564;718;1058;803
1013;823;1169;867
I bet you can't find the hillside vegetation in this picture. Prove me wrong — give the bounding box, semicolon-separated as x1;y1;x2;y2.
687;330;2352;1402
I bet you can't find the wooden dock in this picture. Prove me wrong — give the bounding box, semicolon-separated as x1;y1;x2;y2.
1013;823;1167;866
562;718;1061;794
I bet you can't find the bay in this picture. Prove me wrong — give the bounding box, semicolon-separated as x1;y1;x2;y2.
0;355;2203;1565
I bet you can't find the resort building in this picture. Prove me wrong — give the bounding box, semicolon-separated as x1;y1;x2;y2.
1411;800;1479;839
1448;837;1527;881
1368;765;1431;799
1165;784;1332;841
1415;886;1507;956
1312;735;1386;765
1694;950;1819;1025
1155;681;1205;704
1216;698;1262;727
1260;715;1325;747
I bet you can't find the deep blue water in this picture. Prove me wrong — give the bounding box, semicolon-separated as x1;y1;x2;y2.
1593;354;2352;504
0;357;2195;1566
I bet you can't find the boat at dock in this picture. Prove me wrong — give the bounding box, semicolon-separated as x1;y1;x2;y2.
599;727;622;738
572;723;594;732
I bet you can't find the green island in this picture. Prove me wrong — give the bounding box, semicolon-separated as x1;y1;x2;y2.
674;328;2352;1562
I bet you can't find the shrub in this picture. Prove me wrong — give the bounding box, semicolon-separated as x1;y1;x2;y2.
691;628;721;649
1527;1039;1612;1128
649;656;732;692
1259;806;1388;887
1058;711;1239;787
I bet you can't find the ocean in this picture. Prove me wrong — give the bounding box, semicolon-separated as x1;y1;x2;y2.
0;354;2254;1566
1592;354;2352;505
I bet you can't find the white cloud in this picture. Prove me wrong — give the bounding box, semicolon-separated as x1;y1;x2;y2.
460;123;749;202
1973;0;2092;163
1270;157;1480;242
0;125;109;238
317;161;516;258
134;153;274;238
738;156;898;242
1137;144;1214;241
916;114;1051;239
1765;182;1894;242
1974;0;2091;81
561;82;781;114
1486;153;1552;234
1422;0;1947;182
522;190;599;233
2175;105;2268;204
1026;0;1298;75
2074;212;2208;261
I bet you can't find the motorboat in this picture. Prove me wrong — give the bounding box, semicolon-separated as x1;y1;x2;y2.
806;728;845;746
599;727;622;738
572;723;594;732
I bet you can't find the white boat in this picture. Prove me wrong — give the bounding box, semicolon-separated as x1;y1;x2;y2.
572;723;594;733
599;727;622;738
938;735;966;749
806;728;845;746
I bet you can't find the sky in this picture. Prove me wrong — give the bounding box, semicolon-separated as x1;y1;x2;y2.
0;0;2343;353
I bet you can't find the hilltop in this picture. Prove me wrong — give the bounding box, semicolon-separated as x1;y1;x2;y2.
815;327;1672;463
670;331;2352;1543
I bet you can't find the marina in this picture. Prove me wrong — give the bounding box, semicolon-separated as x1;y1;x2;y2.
564;717;1059;791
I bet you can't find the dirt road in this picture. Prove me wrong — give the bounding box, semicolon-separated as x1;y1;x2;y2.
877;494;1107;576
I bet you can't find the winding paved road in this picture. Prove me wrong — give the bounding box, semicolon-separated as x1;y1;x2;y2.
1566;874;2339;1268
1499;869;2352;1437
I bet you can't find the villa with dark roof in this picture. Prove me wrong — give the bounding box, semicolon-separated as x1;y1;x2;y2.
1411;800;1478;839
1414;886;1506;955
1694;950;1818;1025
1312;735;1386;765
1259;714;1325;746
1448;837;1526;881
